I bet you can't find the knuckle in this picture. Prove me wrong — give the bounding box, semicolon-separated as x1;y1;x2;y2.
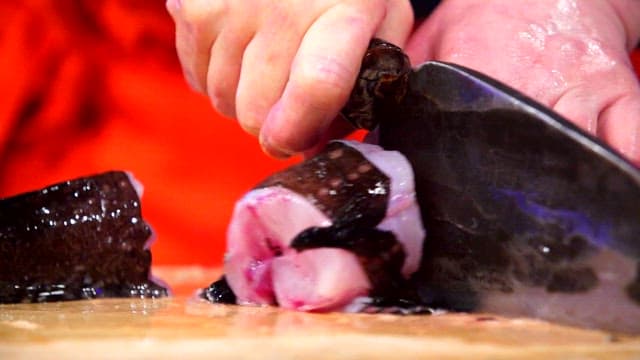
335;0;384;29
294;54;354;101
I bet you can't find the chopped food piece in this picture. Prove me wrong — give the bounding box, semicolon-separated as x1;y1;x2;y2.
220;141;425;311
0;171;167;303
202;276;236;304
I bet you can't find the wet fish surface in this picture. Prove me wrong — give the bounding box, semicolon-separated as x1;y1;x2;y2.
0;171;167;303
205;140;424;312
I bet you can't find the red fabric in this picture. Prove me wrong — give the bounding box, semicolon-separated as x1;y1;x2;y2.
0;1;639;265
0;1;294;266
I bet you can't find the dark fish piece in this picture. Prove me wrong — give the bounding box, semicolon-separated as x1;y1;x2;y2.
257;141;390;228
343;39;640;333
218;140;425;311
201;276;236;304
0;171;167;303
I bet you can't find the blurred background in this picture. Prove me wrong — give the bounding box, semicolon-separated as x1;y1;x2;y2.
1;1;639;266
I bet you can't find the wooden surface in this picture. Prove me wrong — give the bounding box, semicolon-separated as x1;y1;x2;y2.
1;266;639;359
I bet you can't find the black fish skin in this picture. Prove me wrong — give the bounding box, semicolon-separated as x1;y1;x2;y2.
291;226;406;299
258;142;390;228
0;171;167;303
204;142;411;306
291;225;433;313
201;276;237;304
260;142;412;299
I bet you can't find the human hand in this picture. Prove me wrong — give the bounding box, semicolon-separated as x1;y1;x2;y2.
166;0;414;157
406;0;640;164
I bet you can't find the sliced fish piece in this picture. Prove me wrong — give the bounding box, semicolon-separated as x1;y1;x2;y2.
221;140;425;311
0;171;167;303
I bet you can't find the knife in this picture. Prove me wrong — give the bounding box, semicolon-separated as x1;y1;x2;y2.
341;39;640;333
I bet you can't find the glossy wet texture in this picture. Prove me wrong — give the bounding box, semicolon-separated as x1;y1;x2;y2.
201;276;236;304
0;171;167;303
222;140;424;310
258;141;390;227
1;267;639;359
341;39;412;131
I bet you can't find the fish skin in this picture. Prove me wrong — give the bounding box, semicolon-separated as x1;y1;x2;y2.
221;141;425;310
0;171;167;303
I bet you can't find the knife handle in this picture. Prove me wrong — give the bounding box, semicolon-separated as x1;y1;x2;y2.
341;39;411;131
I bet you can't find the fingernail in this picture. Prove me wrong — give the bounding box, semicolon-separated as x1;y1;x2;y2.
239;122;261;137
259;132;292;159
260;103;293;158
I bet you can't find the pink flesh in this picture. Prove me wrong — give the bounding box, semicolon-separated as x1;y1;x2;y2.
125;172;144;198
125;172;158;250
224;140;424;310
272;248;370;311
224;187;331;305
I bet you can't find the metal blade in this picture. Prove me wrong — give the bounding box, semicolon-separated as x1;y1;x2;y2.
377;60;640;332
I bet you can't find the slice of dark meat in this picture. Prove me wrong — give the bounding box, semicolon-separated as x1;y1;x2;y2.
0;171;167;303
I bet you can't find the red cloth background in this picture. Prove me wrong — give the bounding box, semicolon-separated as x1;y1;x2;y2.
1;1;639;266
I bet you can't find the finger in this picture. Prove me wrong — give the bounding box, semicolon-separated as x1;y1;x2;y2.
597;89;640;165
550;64;639;128
404;0;456;65
552;86;601;134
259;0;387;157
552;65;640;165
234;4;310;135
374;0;414;47
206;22;254;119
168;0;226;93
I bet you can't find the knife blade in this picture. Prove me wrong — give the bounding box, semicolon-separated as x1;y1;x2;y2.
342;39;640;333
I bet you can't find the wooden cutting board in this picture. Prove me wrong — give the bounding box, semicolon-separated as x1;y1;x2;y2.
1;266;639;359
